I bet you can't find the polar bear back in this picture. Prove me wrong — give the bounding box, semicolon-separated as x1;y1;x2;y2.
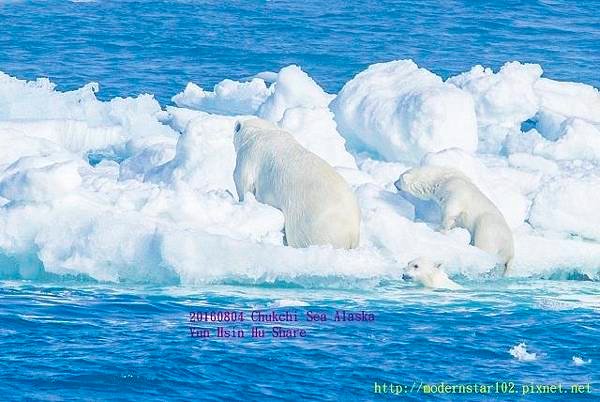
234;118;360;249
439;176;503;230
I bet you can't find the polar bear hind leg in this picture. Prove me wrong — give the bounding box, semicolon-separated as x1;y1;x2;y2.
288;209;359;249
233;158;255;202
472;213;514;273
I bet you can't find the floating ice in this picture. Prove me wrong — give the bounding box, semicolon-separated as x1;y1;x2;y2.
572;356;592;366
0;62;599;285
509;342;537;362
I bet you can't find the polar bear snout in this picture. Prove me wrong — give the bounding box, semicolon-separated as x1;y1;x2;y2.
234;121;242;133
402;258;430;281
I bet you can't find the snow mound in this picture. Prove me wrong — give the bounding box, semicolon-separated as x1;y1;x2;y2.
532;119;600;161
534;77;600;140
172;78;272;116
529;174;600;241
448;62;542;153
257;65;355;168
257;65;333;122
332;60;478;163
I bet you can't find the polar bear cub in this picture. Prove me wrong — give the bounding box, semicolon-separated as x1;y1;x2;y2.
395;166;514;273
403;257;462;290
233;118;360;249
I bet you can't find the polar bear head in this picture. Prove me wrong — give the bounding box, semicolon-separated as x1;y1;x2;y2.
233;118;278;152
394;165;466;199
402;257;461;290
403;257;441;282
234;117;275;133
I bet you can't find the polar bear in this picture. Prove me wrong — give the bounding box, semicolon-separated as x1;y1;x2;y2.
403;257;462;290
233;118;360;249
395;166;514;273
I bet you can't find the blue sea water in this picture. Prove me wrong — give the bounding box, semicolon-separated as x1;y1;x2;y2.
0;0;599;401
1;280;598;401
1;0;599;103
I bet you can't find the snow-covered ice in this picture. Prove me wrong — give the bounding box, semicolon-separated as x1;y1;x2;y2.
448;62;542;153
332;60;478;163
0;59;599;285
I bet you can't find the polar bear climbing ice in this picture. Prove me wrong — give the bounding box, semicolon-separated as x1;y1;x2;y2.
396;166;514;273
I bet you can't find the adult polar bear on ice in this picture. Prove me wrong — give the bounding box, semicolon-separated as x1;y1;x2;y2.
395;166;514;273
233;118;360;249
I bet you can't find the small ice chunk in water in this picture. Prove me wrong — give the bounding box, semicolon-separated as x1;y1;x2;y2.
270;299;310;308
509;342;537;361
572;356;591;366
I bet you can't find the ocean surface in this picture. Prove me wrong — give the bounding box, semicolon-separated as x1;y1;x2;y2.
1;0;599;103
1;280;598;401
0;0;599;401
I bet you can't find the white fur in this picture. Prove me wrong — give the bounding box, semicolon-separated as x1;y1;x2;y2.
233;118;360;249
403;257;462;290
395;166;514;273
